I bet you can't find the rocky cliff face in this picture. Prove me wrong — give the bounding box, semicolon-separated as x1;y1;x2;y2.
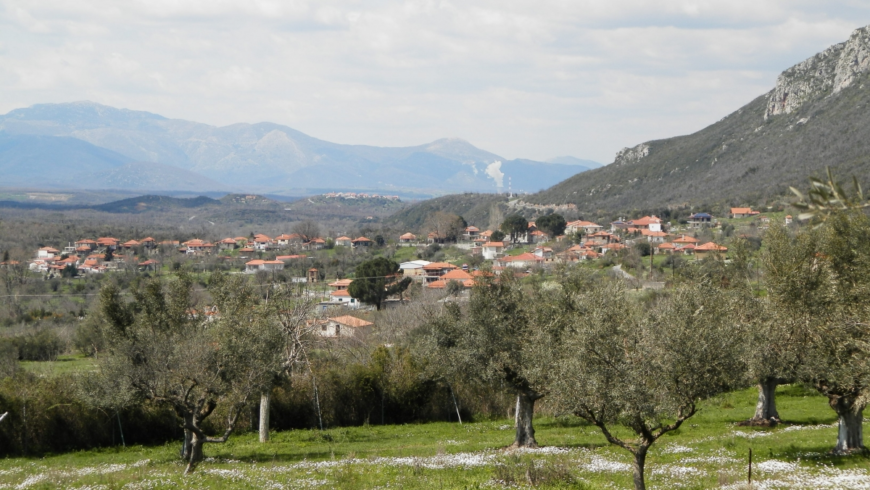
765;25;870;119
613;143;650;166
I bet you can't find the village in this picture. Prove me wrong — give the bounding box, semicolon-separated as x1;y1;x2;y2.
9;206;786;339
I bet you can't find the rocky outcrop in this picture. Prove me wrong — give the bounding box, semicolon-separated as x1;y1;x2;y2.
765;25;870;119
614;143;649;166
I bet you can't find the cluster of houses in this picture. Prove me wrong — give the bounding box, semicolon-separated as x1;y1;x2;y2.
322;192;401;200
28;238;162;274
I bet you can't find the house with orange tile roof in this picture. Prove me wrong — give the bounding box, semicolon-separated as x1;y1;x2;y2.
694;242;727;259
245;259;284;273
275;233;302;246
352;236;373;248
423;262;459;281
37;247;59;259
627;216;663;232
252;234;273;251
499;252;544;269
319;315;373;338
640;229;669;243
730;207;759;219
463;226;480;240
329;278;354;290
335;236;353;247
305;238;326;250
327;289;361;308
481;241;505;260
533;246;553;259
658;242;676;253
529;230;548;243
566;220;603;234
399;233;417;244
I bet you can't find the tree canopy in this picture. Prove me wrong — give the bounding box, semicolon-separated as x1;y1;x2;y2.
348;257;412;310
535;213;566;238
500;214;528;243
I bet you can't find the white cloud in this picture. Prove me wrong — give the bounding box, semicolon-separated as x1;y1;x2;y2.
0;0;868;162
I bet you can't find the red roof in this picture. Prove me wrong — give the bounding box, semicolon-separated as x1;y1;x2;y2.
502;252;540;262
330;289;351;297
629;216;661;226
423;262;458;270
329;315;373;328
673;235;699;244
696;242;728;252
441;269;472;280
483;242;504;247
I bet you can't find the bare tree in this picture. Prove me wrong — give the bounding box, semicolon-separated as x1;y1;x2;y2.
424;212;465;242
258;287;319;442
292;220;321;242
547;280;746;490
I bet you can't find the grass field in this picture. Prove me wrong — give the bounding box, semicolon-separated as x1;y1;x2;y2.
0;384;868;489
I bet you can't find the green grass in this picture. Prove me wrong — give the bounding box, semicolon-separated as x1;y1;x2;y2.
391;245;420;263
19;354;96;376
1;384;868;488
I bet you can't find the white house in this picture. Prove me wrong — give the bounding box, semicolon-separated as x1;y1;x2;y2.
481;242;505;260
328;289;360;308
400;260;431;280
245;259;284;273
628;216;663;232
37;247;59;259
566;220;603;234
533;247;553;259
335;236;353;247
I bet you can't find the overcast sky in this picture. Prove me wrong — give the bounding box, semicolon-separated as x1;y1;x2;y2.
1;1;868;163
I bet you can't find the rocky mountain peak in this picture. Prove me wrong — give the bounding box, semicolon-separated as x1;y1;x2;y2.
764;25;870;119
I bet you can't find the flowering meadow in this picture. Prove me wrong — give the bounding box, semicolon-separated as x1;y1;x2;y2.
0;384;869;489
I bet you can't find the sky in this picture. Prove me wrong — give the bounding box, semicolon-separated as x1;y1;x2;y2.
1;1;869;164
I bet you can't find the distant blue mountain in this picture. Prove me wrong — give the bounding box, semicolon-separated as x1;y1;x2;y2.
0;102;593;195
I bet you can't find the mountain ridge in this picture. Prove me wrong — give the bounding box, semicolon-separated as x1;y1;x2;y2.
0;102;589;196
526;24;870;215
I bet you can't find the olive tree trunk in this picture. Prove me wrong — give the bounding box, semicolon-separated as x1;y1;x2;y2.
830;396;864;454
512;391;540;448
180;429;192;461
749;377;781;425
259;392;271;443
632;445;649;490
185;431;206;474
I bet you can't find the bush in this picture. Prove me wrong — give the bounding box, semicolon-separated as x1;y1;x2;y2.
2;329;64;361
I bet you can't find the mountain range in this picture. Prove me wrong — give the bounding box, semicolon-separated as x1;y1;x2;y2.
0;103;594;197
526;25;870;214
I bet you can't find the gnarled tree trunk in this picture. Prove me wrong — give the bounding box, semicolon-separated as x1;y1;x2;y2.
259;392;270;443
185;430;206;474
632;445;649;490
513;390;541;448
830;395;864;454
745;377;781;425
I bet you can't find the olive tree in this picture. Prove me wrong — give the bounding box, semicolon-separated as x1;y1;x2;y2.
548;280;746;490
258;288;319;443
804;212;870;453
417;272;545;447
86;272;283;473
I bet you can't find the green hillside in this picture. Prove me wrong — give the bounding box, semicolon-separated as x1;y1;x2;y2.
387;193;509;231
